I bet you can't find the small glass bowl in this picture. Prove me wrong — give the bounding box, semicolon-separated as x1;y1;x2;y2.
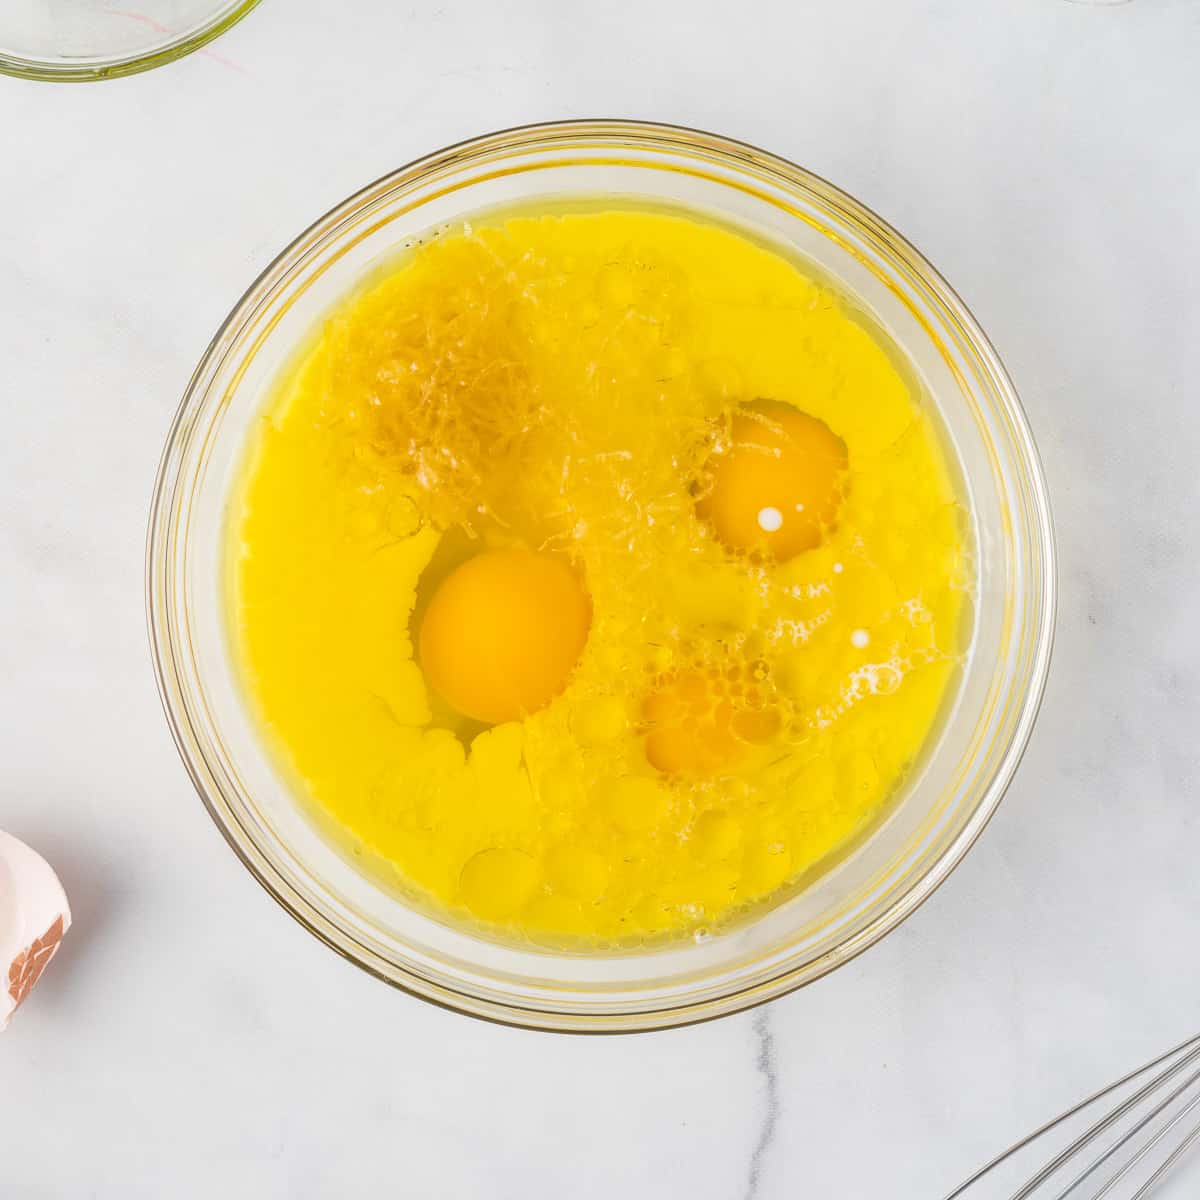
0;0;260;82
147;121;1055;1031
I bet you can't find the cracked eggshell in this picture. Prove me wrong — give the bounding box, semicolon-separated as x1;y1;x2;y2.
0;830;71;1030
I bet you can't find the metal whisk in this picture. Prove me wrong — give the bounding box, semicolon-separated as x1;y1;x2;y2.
944;1033;1200;1199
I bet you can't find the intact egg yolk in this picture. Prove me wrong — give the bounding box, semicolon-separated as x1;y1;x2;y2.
697;401;847;561
419;548;591;725
642;668;780;776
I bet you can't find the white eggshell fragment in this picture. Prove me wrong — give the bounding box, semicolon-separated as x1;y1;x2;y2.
0;830;71;1030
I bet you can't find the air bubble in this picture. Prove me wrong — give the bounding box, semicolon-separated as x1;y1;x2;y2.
871;665;903;695
385;495;421;538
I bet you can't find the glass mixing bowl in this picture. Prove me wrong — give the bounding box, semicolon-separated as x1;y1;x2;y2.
147;121;1055;1031
0;0;260;81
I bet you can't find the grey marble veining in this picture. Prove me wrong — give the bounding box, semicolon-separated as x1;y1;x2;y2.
746;1012;781;1200
2;1;1200;1196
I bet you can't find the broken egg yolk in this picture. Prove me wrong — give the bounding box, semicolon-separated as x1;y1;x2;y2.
642;666;781;776
419;549;591;724
231;207;969;946
697;401;847;561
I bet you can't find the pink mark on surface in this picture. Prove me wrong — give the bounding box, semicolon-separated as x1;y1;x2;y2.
105;7;171;34
197;43;247;72
103;8;249;72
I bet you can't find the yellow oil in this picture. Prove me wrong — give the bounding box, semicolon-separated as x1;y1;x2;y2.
227;205;971;945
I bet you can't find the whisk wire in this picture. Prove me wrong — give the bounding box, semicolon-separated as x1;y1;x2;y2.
1129;1120;1200;1200
945;1033;1200;1200
1010;1042;1200;1200
1057;1064;1200;1200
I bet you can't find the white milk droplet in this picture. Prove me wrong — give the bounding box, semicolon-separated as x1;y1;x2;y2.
832;562;844;574
757;506;783;532
851;629;870;648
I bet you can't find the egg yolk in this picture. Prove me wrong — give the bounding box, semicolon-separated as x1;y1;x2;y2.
642;667;781;776
419;549;591;724
697;401;847;561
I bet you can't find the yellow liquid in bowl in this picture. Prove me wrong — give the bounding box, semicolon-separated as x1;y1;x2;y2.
228;206;970;945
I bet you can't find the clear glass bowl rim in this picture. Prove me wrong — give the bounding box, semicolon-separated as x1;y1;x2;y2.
146;119;1057;1032
0;0;261;81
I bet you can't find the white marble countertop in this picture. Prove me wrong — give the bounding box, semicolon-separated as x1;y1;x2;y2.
3;0;1199;1195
